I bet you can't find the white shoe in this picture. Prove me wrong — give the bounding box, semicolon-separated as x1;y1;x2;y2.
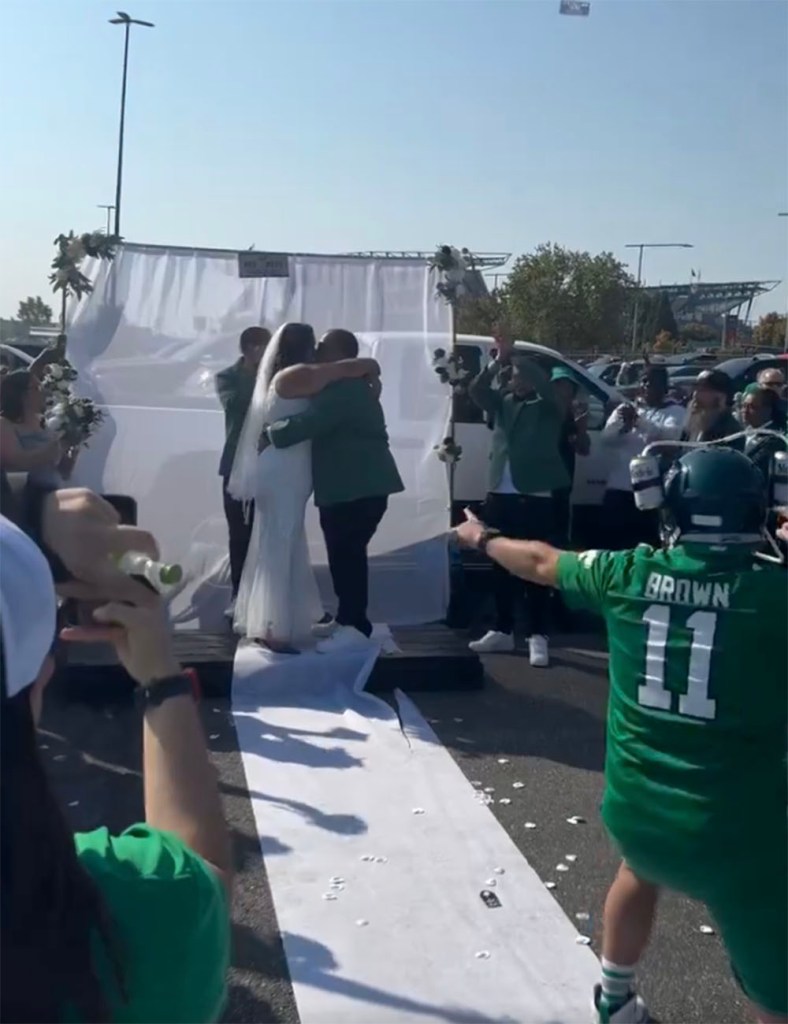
468;630;515;654
592;984;650;1023
316;625;374;654
529;634;549;667
312;615;337;639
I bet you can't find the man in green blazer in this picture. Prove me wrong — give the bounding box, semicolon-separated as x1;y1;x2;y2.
215;326;270;611
266;329;403;654
467;333;569;666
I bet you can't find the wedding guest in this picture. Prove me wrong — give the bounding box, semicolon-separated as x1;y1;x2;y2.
0;370;77;486
757;366;786;395
551;366;589;547
1;517;231;1023
741;385;787;483
682;369;743;448
466;331;567;666
215;326;270;614
265;328;404;654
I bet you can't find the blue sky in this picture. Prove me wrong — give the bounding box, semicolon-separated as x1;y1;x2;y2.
1;0;786;322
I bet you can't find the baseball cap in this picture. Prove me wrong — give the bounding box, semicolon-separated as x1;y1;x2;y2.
0;515;57;700
695;368;733;399
550;366;579;386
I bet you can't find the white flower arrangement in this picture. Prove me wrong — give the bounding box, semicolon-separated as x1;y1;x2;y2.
41;359;104;448
433;437;463;465
429;245;474;304
432;347;470;391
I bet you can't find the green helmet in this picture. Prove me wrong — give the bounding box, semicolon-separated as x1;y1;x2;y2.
662;446;766;546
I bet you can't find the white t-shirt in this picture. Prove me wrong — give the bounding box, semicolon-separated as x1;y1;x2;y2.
602;402;687;492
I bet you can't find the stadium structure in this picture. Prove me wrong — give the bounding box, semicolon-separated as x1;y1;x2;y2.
642;279;779;325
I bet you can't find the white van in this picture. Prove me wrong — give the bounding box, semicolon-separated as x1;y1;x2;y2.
451;336;623;512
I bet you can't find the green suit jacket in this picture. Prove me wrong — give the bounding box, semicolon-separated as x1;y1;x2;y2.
469;358;570;494
267;378;404;508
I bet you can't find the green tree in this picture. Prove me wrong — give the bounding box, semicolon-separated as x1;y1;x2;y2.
499;243;634;351
752;311;787;348
17;295;53;325
639;289;678;345
679;321;718;346
456;291;507;335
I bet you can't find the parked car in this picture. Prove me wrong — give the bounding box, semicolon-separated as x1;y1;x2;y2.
669;354;788;404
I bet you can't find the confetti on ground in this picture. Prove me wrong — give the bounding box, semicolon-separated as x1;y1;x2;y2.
545;881;557;890
412;808;425;815
493;867;505;875
524;822;537;829
699;925;715;935
68;800;79;807
53;754;66;762
209;734;220;740
356;919;369;927
453;718;464;723
360;854;374;862
498;798;512;805
497;758;510;765
322;893;338;901
475;950;491;960
575;935;592;946
484;878;497;887
375;856;388;864
556;864;570;872
575;912;590;921
212;707;222;713
565;854;578;862
566;815;586;825
471;780;482;787
330;883;344;891
40;744;49;750
330;876;344;884
512;782;525;789
484;787;495;793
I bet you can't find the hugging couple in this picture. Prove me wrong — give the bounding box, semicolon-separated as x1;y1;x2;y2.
227;324;403;655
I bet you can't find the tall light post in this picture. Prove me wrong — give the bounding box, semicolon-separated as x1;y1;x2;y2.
97;204;116;235
625;242;694;350
779;213;788;351
109;11;154;238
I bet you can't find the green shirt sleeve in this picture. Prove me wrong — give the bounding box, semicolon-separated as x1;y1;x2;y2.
75;825;229;1023
268;384;352;449
556;549;619;613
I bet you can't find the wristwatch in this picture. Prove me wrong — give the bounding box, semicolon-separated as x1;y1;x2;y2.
136;673;195;709
478;527;502;556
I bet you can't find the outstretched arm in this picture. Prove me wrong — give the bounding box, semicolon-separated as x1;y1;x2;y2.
275;359;380;399
453;509;561;588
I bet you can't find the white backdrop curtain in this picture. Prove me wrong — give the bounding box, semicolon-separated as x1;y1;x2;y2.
66;245;452;629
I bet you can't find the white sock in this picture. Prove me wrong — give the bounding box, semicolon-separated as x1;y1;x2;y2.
600;957;636;1008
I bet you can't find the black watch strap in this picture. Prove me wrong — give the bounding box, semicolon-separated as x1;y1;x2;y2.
136;673;193;709
478;527;502;556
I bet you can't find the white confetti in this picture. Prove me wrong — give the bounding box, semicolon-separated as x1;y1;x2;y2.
699;925;715;935
412;808;425;815
453;717;464;723
356;919;369;927
471;780;482;787
322;893;338;901
68;800;79;807
566;815;586;825
475;950;491;960
565;854;578;862
330;876;344;884
484;878;497;887
545;881;557;890
497;758;510;765
484;786;495;793
493;867;505;875
360;854;374;862
330;883;344;891
512;782;525;789
212;707;222;713
524;822;537;830
575;935;592;946
40;744;49;750
498;798;512;805
375;856;388;864
575;912;590;921
556;863;570;872
209;734;220;740
53;754;66;762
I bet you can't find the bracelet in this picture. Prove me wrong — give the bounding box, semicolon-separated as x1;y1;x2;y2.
478;527;502;556
136;673;194;709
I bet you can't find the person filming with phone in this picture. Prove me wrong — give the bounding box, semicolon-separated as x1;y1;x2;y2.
0;515;232;1024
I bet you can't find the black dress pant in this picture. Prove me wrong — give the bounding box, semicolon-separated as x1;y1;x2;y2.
602;489;658;550
483;492;554;637
222;477;254;597
319;496;388;638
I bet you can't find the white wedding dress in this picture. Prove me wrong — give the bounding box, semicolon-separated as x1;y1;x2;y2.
233;388;323;644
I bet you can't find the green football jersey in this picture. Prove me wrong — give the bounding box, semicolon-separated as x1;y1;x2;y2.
557;544;787;847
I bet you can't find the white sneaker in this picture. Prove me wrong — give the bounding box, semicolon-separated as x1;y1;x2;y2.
592;985;650;1024
468;631;515;654
529;634;549;667
316;625;374;654
312;615;336;639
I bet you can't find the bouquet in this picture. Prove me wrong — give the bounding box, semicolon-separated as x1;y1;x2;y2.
432;347;470;391
42;360;105;448
429;245;473;304
433;437;463;465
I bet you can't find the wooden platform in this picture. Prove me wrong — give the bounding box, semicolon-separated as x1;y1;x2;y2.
59;624;483;704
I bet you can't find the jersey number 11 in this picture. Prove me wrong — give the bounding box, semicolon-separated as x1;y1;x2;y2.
639;605;718;721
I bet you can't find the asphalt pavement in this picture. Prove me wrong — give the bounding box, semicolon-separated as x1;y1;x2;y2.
42;634;748;1024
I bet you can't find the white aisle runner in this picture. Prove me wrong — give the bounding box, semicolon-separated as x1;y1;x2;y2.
232;644;599;1024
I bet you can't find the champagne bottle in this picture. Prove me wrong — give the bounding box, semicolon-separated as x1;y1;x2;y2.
116;551;183;593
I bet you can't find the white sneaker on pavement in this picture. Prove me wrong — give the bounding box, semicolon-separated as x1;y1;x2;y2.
316;625;374;654
312;615;336;639
468;631;515;654
592;984;651;1024
528;634;549;667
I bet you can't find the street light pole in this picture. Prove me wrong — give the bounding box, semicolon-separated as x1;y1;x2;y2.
109;11;154;238
625;242;694;350
779;213;788;352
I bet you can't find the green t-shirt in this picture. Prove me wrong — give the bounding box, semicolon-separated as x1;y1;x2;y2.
72;824;229;1023
557;544;787;848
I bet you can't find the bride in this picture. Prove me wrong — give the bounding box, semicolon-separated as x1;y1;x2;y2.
228;323;379;653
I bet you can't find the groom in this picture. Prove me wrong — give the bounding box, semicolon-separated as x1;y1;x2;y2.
265;329;404;653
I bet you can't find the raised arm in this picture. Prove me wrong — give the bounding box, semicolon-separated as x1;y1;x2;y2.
275;359;380;399
469;361;504;416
